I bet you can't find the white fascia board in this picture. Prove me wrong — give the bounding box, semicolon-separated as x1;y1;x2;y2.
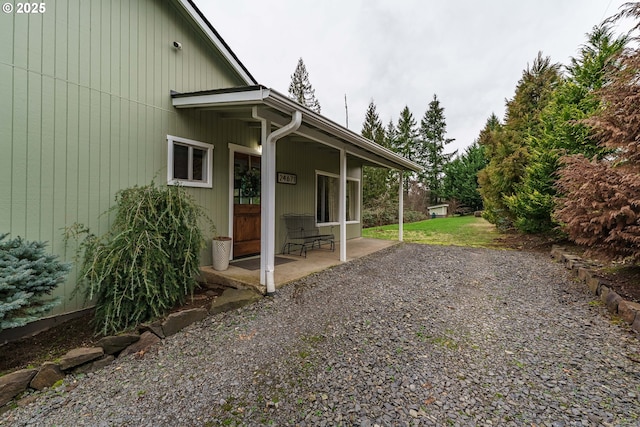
172;88;270;108
176;0;256;85
256;108;408;170
305;115;421;172
171;85;422;172
262;91;422;173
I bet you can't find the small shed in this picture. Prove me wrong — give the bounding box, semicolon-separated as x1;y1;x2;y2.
427;204;449;218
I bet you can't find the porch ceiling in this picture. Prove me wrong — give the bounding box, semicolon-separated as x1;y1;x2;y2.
171;86;422;172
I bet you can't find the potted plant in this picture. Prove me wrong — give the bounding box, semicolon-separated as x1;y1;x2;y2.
212;235;232;271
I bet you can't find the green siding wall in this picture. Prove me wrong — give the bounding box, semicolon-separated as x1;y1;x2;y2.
275;139;363;251
1;0;251;315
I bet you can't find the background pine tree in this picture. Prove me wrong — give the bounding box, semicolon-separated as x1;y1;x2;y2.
419;94;456;204
288;58;322;113
394;106;419;197
441;142;486;213
360;102;402;227
361;101;390;206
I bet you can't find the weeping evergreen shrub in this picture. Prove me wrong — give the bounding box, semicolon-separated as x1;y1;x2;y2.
69;182;210;335
0;234;71;331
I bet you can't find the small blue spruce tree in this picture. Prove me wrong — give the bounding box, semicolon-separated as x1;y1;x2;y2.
0;233;71;331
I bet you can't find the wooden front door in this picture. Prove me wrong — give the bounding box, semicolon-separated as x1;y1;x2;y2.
233;152;261;257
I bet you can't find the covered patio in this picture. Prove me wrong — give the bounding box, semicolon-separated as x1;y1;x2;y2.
199;237;398;294
173;85;421;295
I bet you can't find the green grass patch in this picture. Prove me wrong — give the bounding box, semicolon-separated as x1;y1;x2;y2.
363;216;500;248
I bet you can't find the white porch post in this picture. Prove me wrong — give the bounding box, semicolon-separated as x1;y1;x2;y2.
255;109;302;295
339;149;347;261
259;118;272;288
398;170;404;242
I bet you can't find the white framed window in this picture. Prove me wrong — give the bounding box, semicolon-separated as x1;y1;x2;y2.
316;171;360;225
167;135;213;188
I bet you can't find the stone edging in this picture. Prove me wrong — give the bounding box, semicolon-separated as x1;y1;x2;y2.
0;288;262;408
550;245;640;334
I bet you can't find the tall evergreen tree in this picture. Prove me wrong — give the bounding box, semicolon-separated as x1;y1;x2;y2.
361;101;390;206
477;114;509;225
361;100;385;144
419;94;455;204
384;119;400;199
442;142;486;212
505;25;627;233
384;119;398;150
504;52;562;136
478;53;561;229
394;106;419;195
288;58;322;113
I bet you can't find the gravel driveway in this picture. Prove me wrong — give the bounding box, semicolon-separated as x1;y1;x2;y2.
2;244;640;427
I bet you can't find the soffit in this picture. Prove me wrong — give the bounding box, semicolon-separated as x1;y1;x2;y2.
172;86;422;172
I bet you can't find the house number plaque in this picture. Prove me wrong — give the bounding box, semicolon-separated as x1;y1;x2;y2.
277;172;297;185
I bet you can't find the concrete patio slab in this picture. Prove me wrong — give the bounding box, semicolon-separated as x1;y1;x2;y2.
198;237;398;294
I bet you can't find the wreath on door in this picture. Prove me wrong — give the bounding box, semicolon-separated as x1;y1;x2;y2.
240;169;260;198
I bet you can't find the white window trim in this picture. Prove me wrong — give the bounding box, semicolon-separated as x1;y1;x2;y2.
167;135;213;188
315;170;360;226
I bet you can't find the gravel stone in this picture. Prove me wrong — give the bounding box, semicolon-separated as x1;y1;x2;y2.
1;244;639;426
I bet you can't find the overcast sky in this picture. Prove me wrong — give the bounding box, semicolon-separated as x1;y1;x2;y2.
201;1;632;155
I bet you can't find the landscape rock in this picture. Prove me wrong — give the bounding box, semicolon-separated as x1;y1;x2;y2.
605;289;623;314
633;315;640;333
555;247;638;327
59;347;104;371
568;259;584;271
577;267;592;282
29;363;64;390
550;245;566;260
97;333;140;355
73;355;115;374
161;308;208;337
0;369;37;406
618;300;640;324
599;285;610;303
210;288;262;315
561;253;580;265
138;320;166;339
118;331;161;358
586;275;601;295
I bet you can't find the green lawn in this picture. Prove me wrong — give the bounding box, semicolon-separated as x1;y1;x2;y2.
362;216;500;248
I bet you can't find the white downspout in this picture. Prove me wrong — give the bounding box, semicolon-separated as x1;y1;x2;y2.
399;170;404;242
339;149;347;261
254;108;302;295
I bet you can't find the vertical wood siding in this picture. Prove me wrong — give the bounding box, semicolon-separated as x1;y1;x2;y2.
1;0;249;315
276;139;364;250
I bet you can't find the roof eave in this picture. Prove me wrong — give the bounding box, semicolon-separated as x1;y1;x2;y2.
172;85;269;108
261;90;422;173
171;87;422;173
